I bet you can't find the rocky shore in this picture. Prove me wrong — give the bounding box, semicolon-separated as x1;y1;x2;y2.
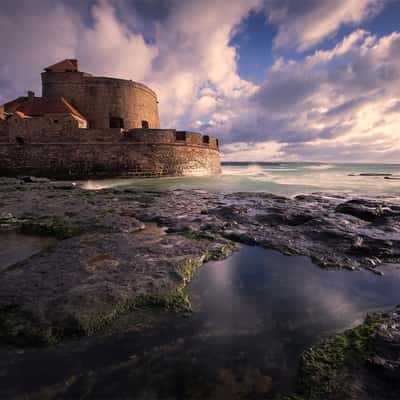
0;177;399;398
281;307;400;400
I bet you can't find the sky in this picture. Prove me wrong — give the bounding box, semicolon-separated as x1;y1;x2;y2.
1;0;400;162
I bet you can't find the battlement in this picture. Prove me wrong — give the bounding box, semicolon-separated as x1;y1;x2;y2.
41;62;159;129
0;59;221;179
0;117;218;149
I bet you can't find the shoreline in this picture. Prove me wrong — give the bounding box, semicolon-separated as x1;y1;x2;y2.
0;176;399;398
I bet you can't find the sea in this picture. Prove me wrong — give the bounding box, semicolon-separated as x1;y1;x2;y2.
82;162;400;198
2;162;400;398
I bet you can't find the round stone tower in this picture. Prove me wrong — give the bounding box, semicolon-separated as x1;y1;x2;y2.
41;59;160;129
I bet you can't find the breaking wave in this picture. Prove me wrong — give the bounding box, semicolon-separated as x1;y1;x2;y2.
302;164;336;170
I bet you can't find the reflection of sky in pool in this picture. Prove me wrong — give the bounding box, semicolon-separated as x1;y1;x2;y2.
1;245;400;398
191;246;400;336
185;246;400;391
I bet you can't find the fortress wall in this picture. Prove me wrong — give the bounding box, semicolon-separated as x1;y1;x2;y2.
42;72;160;129
1;64;221;179
3;114;84;142
0;120;8;142
0;142;221;178
121;130;219;150
122;129;176;144
0;124;219;150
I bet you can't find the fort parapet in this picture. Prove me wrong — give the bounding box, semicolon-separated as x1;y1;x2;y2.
0;59;221;179
0;119;220;178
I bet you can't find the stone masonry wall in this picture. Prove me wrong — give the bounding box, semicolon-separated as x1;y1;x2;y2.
42;72;160;130
3;114;88;143
0;127;221;178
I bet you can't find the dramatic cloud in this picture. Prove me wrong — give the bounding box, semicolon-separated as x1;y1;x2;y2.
217;29;400;162
143;0;260;126
264;0;384;51
0;0;259;128
0;0;79;102
78;0;158;81
0;0;398;162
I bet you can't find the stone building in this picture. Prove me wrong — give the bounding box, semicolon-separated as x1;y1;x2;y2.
41;59;160;129
0;60;220;178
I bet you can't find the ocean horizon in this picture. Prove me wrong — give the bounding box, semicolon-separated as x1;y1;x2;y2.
82;161;400;197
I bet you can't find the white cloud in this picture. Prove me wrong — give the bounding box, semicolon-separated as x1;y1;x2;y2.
265;0;384;51
0;0;260;130
1;0;399;162
78;0;158;81
221;141;284;161
218;29;400;162
0;1;79;103
146;0;261;126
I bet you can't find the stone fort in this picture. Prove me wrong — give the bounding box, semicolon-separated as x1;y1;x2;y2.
0;59;221;178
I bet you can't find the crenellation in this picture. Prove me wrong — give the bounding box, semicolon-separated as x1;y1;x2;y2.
0;59;221;178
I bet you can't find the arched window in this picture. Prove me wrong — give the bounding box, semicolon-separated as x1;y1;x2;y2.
141;120;149;129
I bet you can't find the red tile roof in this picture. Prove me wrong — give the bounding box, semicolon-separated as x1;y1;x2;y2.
44;59;79;72
4;96;86;120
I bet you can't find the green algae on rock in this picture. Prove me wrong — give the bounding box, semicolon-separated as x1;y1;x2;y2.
1;176;400;352
0;214;81;240
20;216;81;239
282;308;400;400
0;229;238;345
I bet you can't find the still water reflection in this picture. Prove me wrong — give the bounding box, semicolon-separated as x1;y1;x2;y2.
1;246;399;399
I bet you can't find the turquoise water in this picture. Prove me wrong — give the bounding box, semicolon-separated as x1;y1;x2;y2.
82;162;400;197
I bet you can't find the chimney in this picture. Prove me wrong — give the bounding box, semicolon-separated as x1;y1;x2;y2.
27;90;35;98
69;59;78;70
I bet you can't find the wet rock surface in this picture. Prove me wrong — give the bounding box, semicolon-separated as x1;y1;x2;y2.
0;177;400;399
282;307;400;400
0;177;400;344
0;232;235;344
133;189;400;271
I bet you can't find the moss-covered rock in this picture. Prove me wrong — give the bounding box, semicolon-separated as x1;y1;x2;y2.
0;231;238;346
1;214;81;240
0;304;56;346
182;231;240;262
20;216;81;239
282;310;397;400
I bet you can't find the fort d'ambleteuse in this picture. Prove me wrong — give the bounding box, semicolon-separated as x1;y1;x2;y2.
0;59;221;178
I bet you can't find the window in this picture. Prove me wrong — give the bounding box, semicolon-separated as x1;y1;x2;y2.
16;136;25;145
175;131;186;141
203;135;210;144
110;116;124;128
216;139;219;147
141;120;149;129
